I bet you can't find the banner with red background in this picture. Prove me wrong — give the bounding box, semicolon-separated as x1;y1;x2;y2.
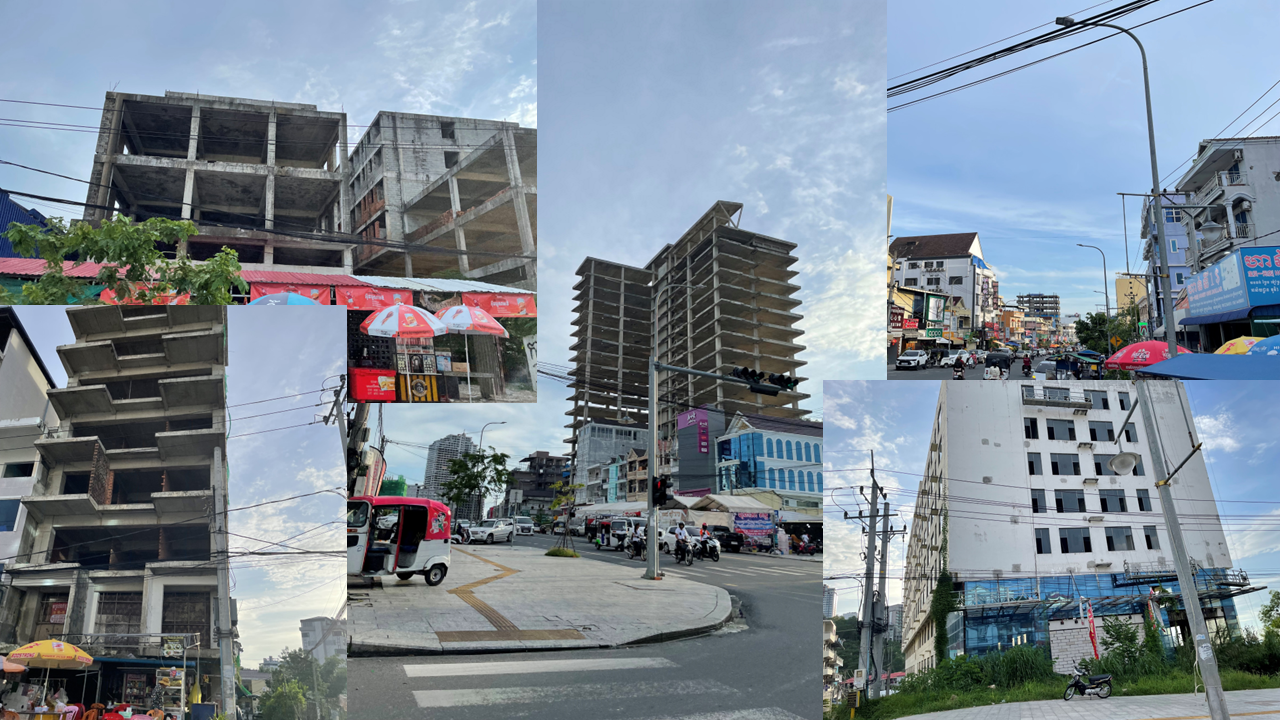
336;286;414;310
249;283;331;304
462;292;537;317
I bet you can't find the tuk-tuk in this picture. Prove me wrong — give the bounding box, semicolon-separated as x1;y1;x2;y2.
348;495;451;585
983;351;1013;380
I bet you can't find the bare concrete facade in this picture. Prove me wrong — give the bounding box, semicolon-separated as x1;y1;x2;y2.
5;307;231;676
83;91;354;273
567;201;809;488
347;112;536;288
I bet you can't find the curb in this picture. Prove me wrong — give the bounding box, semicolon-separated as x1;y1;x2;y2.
619;586;736;646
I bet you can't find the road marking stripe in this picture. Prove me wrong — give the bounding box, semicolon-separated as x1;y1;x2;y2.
404;657;676;677
635;709;807;720
412;680;735;707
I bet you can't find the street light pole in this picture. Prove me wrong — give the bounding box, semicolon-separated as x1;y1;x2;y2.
1058;16;1178;359
1077;244;1110;318
476;421;506;519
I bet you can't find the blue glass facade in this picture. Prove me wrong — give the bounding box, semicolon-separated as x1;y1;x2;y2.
717;432;823;494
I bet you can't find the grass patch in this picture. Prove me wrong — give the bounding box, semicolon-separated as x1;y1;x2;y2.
544;547;580;558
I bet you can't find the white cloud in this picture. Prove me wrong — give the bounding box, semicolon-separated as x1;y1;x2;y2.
1197;413;1243;453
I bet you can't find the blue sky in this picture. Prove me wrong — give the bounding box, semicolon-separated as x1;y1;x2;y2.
535;0;888;434
889;0;1276;319
13;306;347;668
0;0;535;219
823;380;1280;633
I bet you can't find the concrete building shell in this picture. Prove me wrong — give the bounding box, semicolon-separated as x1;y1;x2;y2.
4;306;232;674
566;202;809;492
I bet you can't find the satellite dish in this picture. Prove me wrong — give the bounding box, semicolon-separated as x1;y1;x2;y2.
1108;452;1140;476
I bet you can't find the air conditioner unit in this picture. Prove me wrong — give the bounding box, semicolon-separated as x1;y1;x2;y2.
1234;149;1244;161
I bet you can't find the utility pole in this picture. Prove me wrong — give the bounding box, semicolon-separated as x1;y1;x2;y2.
1135;380;1229;719
871;499;890;699
212;446;236;714
858;453;881;697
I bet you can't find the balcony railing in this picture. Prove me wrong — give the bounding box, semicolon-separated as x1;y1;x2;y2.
1021;387;1093;409
1230;223;1253;240
1193;171;1249;205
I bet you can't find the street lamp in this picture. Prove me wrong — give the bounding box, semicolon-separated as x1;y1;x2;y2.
1077;244;1110;318
1056;15;1178;361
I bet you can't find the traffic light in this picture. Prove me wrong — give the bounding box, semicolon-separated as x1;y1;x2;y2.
768;373;801;392
653;476;670;506
730;366;781;396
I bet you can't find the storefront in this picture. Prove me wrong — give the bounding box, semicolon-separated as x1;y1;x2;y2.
1180;245;1280;351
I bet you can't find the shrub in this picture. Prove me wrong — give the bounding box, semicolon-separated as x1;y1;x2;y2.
545;547;580;558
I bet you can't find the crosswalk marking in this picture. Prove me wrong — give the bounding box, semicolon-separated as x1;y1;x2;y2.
404;657;676;677
413;679;737;708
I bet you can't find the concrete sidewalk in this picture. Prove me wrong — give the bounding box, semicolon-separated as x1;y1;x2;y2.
893;687;1280;719
349;544;734;656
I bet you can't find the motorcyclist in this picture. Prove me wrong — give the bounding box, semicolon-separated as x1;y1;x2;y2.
673;522;692;560
1022;355;1032;373
953;354;965;375
630;524;646;556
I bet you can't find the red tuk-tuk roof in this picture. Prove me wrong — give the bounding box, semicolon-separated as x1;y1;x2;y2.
350;495;450;511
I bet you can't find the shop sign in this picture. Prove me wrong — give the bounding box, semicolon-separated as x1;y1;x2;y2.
1240;246;1280;306
349;368;397;402
249;283;331;304
1186;250;1249;316
162;636;185;658
889;305;904;330
336;286;413;310
925;295;945;323
462;292;538;317
903;318;919;330
677;409;710;453
733;512;773;537
924;328;941;338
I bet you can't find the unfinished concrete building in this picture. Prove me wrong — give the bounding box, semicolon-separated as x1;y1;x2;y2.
5;306;233;701
566;201;808;491
346;113;536;289
83;91;354;272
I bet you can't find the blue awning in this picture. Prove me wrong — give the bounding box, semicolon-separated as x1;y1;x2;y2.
1137;353;1280;380
1181;304;1280;326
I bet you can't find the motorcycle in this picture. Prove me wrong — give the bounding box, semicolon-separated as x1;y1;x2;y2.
952;365;965;380
674;539;695;566
699;536;721;562
1022;364;1032;377
791;540;819;556
626;537;647;561
1063;666;1112;700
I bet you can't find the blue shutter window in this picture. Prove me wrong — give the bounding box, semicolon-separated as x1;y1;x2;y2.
766;438;774;458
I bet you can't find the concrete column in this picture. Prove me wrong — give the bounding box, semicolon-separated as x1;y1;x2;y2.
1224;199;1237;239
448;175;470;273
264;173;276;231
501;127;536;256
94;95;124;221
263;243;274;267
178;168;196;259
342;247;353;273
187;105;201;161
338;115;350;233
266;110;277;166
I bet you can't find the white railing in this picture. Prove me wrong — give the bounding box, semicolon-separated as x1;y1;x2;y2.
1223;170;1248;186
1231;223;1253;239
1193;172;1223;204
1193;171;1249;205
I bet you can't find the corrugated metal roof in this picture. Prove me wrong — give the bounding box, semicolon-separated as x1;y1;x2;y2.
0;192;45;259
355;275;534;294
240;270;370;285
0;258;114;278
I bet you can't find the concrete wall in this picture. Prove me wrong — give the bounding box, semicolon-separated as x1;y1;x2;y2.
1048;612;1142;674
0;328;54;422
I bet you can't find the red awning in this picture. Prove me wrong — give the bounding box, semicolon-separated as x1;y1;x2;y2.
462;292;537;317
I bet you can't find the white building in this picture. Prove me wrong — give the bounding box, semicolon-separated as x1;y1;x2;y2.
0;310;59;605
420;433;479;521
823;584;838;619
300;616;346;664
569;420;648;503
886;603;904;643
901;381;1247;675
1174;137;1275;273
715;413;823;496
889;233;999;347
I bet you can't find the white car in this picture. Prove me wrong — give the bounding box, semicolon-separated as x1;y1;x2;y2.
469;519;515;544
513;516;535;535
945;350;971;366
895;349;927;371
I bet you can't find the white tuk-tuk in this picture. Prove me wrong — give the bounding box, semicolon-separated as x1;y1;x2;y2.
348;495;451;585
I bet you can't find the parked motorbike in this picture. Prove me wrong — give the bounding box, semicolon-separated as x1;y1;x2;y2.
791;540;818;556
1063;666;1112;700
627;538;647;561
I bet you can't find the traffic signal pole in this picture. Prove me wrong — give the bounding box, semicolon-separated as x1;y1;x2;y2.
643;359;801;581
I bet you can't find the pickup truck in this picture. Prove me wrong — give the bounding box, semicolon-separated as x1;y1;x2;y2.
709;525;746;553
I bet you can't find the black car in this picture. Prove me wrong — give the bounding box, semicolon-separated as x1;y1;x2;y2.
709;525;745;553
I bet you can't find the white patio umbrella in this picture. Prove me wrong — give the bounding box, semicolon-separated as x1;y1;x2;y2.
435;305;510;402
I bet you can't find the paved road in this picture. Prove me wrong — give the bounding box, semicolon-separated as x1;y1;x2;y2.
348;532;822;719
889;364;1039;380
884;687;1280;719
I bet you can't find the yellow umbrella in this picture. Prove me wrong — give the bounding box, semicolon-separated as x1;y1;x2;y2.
1214;336;1263;354
7;640;94;707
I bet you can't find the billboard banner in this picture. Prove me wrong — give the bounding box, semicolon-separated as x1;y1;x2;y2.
1187;251;1248;316
926;295;945;323
903;318;919;330
889;305;904;330
676;408;708;430
1240;246;1280;307
250;283;331;304
336;286;413;310
462;292;537;317
734;511;774;537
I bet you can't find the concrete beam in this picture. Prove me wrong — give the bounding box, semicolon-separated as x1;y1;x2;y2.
108;153;341;181
187;105;201;161
448;175;470;273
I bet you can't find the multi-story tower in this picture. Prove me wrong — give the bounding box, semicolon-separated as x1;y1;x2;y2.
1141;194;1194;342
901;381;1252;675
1174;136;1275;273
567;201;809;493
6;306;233;700
501;451;569;517
300;616;346;664
346;112;536;287
82;91;353;272
0;308;60;639
569;420;649;502
420;433;479;520
823;585;837;618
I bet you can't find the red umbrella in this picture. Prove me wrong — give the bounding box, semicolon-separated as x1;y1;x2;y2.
1103;340;1192;371
359;304;448;338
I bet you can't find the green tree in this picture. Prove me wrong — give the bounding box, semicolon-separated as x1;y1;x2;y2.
1;215;248;304
266;647;344;718
1260;590;1280;631
832;614;861;673
1074;305;1143;358
441;449;515;518
379;474;407;497
259;679;306;720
